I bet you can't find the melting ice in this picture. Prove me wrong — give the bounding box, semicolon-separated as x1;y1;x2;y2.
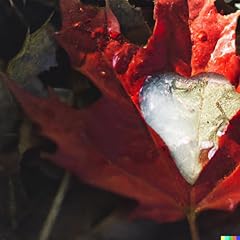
140;73;240;184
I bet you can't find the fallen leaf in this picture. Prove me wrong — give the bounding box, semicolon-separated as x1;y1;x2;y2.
7;22;57;96
0;21;58;172
5;0;240;226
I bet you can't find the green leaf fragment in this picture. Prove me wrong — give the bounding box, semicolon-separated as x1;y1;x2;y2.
7;23;57;96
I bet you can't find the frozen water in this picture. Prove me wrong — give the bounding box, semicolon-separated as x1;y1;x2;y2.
140;73;240;184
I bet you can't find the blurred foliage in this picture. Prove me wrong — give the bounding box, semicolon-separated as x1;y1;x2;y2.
107;0;151;44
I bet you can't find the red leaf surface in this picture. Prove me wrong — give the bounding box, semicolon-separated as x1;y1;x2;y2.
4;0;240;223
189;0;240;85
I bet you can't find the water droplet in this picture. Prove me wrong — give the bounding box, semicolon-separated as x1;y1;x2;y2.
100;71;106;76
113;44;138;74
73;22;81;28
198;31;208;42
109;31;120;40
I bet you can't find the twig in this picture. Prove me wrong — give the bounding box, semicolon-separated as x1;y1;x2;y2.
105;0;110;8
39;172;70;240
8;0;28;27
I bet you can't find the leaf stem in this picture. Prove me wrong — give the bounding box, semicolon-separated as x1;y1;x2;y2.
39;172;70;240
187;211;200;240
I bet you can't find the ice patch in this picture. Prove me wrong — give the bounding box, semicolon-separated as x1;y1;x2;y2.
140;73;240;184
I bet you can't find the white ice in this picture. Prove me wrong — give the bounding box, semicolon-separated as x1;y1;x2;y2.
140;73;240;184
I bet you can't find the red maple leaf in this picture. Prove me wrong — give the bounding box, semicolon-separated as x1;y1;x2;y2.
4;0;240;231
